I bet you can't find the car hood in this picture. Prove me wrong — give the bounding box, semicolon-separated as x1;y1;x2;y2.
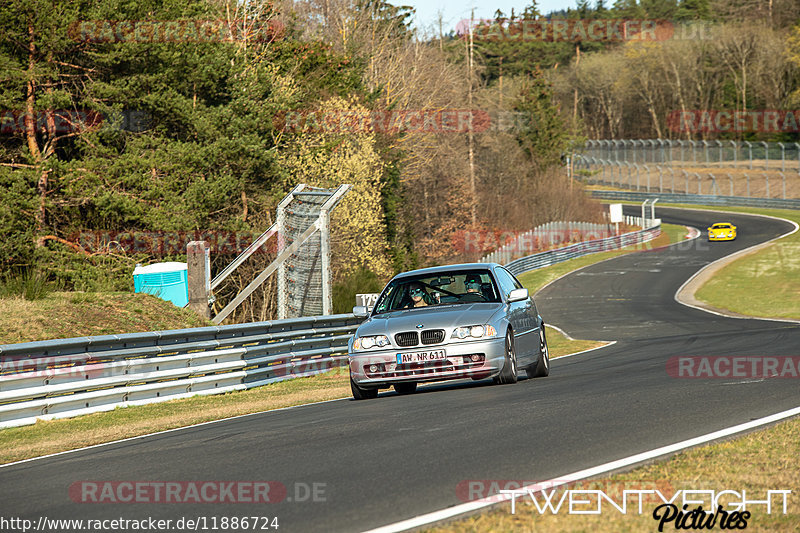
358;303;503;336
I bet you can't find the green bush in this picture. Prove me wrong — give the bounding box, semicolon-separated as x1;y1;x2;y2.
0;270;55;300
332;267;386;315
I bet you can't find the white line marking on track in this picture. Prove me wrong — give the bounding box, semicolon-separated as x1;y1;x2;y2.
361;405;800;533
544;323;576;341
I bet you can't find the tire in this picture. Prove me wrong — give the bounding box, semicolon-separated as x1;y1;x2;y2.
394;382;417;395
494;330;518;385
351;377;378;400
527;326;550;378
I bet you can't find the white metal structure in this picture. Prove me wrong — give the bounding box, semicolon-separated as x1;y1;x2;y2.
212;184;350;324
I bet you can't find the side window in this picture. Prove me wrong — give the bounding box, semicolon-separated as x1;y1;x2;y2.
493;268;518;298
506;268;523;290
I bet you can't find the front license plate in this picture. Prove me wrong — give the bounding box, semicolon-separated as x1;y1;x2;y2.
397;350;446;364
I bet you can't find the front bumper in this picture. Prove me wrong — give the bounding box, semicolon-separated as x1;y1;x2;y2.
708;232;735;241
349;337;506;387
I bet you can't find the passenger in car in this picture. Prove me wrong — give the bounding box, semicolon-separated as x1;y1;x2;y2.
461;274;486;302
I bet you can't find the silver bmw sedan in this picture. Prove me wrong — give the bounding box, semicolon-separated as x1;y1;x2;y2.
348;263;549;399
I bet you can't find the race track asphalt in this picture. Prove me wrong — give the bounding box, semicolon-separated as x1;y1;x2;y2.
1;206;798;532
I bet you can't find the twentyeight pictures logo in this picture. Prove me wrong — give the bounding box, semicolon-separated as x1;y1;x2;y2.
496;482;791;531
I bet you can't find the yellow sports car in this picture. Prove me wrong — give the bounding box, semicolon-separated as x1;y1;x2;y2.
708;222;737;241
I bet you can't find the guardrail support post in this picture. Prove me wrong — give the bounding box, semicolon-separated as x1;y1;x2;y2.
187;241;212;320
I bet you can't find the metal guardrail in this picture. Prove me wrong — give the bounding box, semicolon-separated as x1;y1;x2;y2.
504;223;661;276
588;190;800;210
479;221;613;265
0;314;362;429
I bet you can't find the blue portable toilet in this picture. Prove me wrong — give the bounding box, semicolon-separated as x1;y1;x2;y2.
133;262;188;307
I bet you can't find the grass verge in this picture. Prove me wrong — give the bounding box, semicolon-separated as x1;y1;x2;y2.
425;416;800;532
0;291;212;345
673;206;800;320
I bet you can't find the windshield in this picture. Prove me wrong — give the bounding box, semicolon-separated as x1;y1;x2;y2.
372;270;500;314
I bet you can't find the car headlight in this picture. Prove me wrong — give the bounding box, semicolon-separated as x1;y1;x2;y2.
353;335;390;350
451;324;497;340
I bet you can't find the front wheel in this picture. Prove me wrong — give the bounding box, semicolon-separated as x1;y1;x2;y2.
351;377;379;400
494;330;518;385
527;327;550;378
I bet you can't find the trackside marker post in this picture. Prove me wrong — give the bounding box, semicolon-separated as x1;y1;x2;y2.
187;240;211;319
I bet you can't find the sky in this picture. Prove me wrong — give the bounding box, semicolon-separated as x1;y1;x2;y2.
401;0;581;35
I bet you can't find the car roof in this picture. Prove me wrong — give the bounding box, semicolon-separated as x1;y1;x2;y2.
712;222;733;226
391;263;499;280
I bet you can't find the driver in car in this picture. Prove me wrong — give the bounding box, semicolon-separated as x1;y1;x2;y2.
405;282;429;308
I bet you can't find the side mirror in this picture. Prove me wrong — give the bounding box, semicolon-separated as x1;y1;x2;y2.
507;288;529;303
352;305;370;318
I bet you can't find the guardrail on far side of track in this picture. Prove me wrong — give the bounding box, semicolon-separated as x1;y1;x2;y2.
501;222;662;277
